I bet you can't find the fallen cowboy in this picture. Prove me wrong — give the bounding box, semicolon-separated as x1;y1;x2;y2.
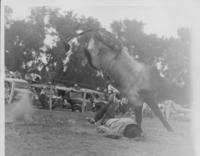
86;92;144;140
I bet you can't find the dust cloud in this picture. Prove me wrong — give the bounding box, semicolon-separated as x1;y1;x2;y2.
6;92;34;123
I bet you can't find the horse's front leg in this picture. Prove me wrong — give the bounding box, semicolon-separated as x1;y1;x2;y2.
134;104;143;130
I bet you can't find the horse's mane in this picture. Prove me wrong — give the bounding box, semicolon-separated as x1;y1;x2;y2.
94;29;123;53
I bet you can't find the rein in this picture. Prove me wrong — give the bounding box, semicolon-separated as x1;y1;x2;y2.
64;29;95;43
63;29;97;51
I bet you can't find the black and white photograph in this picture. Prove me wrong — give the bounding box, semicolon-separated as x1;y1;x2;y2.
1;0;200;156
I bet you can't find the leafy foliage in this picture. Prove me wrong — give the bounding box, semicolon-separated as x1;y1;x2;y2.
5;6;190;104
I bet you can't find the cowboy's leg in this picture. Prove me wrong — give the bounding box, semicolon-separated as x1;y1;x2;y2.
94;102;113;122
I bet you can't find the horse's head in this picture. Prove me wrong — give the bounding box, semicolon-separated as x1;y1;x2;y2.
62;29;101;69
84;35;102;70
84;29;123;70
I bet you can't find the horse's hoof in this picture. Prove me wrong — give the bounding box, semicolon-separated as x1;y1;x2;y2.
167;127;174;132
140;132;145;137
86;117;95;124
134;135;146;141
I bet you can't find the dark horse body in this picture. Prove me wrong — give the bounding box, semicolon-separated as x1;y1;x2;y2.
83;29;173;132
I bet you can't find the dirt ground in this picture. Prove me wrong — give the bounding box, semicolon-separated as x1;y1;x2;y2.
5;109;195;156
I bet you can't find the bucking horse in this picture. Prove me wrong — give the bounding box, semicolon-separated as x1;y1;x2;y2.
64;28;173;132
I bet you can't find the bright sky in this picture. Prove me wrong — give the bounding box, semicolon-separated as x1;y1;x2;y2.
3;0;198;38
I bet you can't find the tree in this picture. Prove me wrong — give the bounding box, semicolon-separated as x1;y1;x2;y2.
5;5;13;27
5;6;107;89
111;19;191;105
5;7;191;101
110;19;168;63
5;7;47;75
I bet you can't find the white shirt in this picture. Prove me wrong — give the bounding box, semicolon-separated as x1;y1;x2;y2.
96;117;136;136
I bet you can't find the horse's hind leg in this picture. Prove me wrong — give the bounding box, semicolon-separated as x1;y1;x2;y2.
139;89;173;132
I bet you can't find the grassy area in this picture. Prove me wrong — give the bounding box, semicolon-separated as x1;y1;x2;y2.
5;109;194;156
